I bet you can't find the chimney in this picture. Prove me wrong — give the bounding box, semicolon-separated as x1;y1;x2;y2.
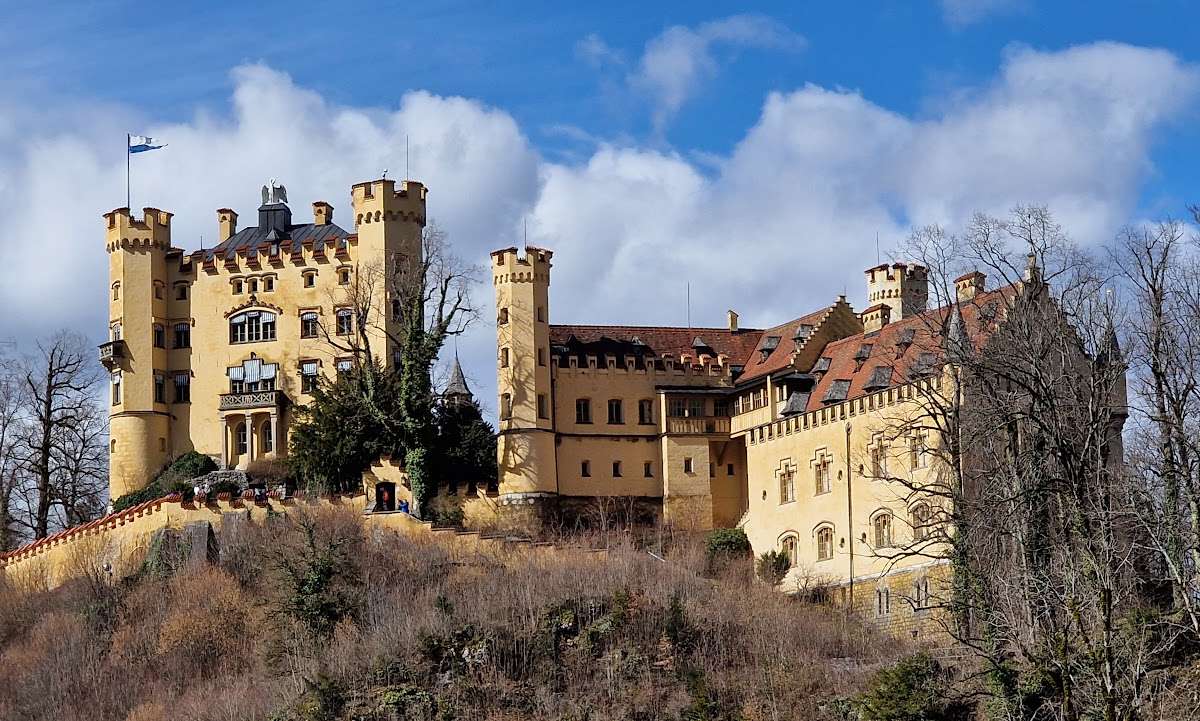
727;309;739;332
312;201;333;226
217;209;238;242
861;303;891;334
955;271;986;302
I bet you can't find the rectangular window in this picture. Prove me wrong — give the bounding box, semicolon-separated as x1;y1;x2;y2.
336;310;353;336
173;372;190;403
638;399;654;425
643;461;653;478
910;431;928;470
537;348;546;367
668;398;687;417
154;373;165;403
536;306;545;322
537;393;548;419
688;398;705;418
581;460;591;477
683;457;693;474
500;347;510;368
779;470;795;504
498;307;509;325
300;312;319;339
607;399;623;424
575;398;592;424
152;325;165;348
727;463;734;476
301;361;319;394
815;456;831;495
173;323;190;348
713;399;729;416
335;358;353;375
612;461;622;477
111;372;121;405
500;393;512;419
871;442;888;478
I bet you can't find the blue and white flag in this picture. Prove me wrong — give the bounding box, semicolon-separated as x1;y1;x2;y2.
128;134;165;153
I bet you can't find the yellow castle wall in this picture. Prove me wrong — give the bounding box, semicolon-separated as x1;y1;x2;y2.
738;378;947;588
105;180;426;500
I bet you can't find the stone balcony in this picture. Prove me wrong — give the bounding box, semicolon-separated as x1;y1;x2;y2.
666;416;731;435
98;340;126;369
218;389;288;412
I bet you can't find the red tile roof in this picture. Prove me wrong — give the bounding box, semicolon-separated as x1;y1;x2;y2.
549;325;764;365
803;286;1017;412
736;306;836;383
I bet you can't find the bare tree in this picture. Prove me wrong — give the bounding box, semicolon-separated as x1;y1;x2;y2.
1113;218;1200;635
867;207;1139;720
0;358;23;551
14;332;104;539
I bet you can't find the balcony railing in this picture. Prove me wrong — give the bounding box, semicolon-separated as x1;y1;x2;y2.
98;340;126;368
219;390;287;412
666;416;731;435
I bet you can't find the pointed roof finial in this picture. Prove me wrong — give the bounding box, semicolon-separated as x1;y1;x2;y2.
444;354;472;401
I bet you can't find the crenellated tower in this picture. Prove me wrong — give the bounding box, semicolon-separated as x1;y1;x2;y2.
865;262;929;320
350;179;427;365
103;207;174;500
492;246;557;508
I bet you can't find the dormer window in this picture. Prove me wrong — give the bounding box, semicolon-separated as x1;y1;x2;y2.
822;379;851;405
897;327;916;348
759;336;780;362
813;357;832;374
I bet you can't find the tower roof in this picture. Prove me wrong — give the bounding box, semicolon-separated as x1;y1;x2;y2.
444;356;472;399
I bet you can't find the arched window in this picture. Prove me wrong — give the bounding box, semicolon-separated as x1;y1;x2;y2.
112;282;120;301
911;503;932;541
873;512;893;548
779;467;795;504
498;307;509;325
229;310;277;343
816;526;834;561
780;535;798;568
262;418;273;453
300;312;319;339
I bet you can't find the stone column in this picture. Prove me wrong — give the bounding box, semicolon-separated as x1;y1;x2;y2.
220;418;229;469
269;410;279;458
247;412;256;464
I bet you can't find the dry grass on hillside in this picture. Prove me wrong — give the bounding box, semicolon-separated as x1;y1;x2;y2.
0;509;899;721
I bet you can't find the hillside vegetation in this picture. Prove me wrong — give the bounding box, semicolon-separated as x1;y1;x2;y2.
0;509;896;721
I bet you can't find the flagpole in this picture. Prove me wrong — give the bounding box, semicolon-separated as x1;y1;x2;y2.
126;134;131;210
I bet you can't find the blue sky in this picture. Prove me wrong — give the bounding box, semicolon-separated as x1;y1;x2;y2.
2;0;1198;409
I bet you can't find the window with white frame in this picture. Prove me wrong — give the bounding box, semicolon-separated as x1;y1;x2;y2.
173;372;190;403
229;310;277;344
228;358;278;393
111;372;122;405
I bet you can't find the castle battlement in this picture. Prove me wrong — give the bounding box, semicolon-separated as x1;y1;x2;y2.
351;178;427;226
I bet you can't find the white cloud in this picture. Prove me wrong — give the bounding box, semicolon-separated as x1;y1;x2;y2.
625;15;805;133
941;0;1024;28
0;42;1195;421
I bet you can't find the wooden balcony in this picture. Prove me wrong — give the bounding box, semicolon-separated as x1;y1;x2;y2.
98;340;126;368
219;390;288;412
666;416;731;435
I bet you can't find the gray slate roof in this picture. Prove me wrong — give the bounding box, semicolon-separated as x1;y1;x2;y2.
207;222;350;261
444;357;472;398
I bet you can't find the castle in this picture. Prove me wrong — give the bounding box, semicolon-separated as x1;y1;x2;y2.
492;245;1126;623
103;177;426;500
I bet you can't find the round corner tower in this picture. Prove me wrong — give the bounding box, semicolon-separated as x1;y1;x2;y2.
492;246;557;508
103;206;174;500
